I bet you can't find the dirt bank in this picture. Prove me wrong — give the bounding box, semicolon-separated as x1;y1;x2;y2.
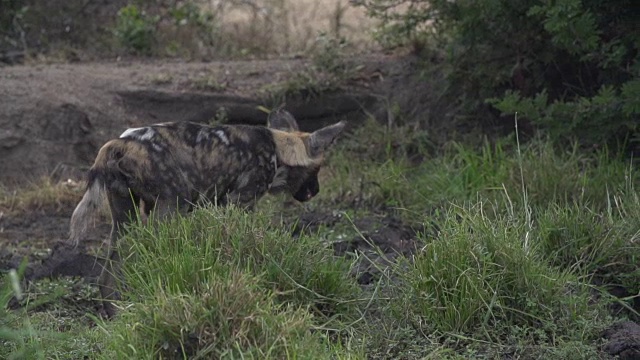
0;55;396;185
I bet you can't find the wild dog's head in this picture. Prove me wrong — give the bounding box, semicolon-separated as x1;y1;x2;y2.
267;108;346;202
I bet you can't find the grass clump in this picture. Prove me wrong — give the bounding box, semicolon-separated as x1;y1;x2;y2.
121;206;359;317
405;204;606;336
104;271;342;359
536;190;640;294
100;205;362;358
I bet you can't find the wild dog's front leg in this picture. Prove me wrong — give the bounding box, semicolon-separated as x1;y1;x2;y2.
222;175;268;211
224;190;259;211
99;191;139;318
148;195;192;222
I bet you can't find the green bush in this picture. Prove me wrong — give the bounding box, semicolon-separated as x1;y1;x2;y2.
113;1;224;58
358;0;639;148
0;0;29;42
114;4;159;55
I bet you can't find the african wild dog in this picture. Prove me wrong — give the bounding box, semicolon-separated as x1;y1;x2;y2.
68;109;346;317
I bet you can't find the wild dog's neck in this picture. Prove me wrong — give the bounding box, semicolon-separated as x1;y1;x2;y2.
269;129;323;167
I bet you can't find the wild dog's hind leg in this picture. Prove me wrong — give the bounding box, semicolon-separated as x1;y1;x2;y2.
99;191;139;318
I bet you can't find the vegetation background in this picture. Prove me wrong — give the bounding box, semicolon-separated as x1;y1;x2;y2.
1;0;639;359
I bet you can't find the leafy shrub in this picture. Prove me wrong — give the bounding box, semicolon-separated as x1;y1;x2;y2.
0;0;29;47
114;2;218;57
114;5;159;55
312;32;350;74
357;0;639;149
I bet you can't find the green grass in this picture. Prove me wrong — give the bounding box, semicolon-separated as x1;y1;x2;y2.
98;205;365;358
405;204;607;337
2;119;639;359
0;264;99;359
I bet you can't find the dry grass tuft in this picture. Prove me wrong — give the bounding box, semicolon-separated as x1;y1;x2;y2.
209;0;377;54
0;178;85;214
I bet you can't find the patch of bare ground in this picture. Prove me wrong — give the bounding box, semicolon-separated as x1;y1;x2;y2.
0;195;110;281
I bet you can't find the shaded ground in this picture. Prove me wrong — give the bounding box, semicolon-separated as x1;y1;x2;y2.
293;211;425;285
602;321;640;360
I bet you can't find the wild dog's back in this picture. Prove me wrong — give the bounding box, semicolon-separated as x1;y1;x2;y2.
117;122;279;207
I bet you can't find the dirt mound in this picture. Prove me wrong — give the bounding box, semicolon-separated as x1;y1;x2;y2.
603;321;640;360
292;210;424;285
0;200;110;281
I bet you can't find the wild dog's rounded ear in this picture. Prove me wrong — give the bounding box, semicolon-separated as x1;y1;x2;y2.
308;121;346;157
267;107;300;132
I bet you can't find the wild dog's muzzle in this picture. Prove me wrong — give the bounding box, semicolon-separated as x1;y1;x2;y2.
293;175;319;202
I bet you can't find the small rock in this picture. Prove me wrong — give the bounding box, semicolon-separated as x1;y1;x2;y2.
0;129;24;149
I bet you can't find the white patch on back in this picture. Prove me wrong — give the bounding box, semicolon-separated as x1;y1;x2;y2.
119;127;143;138
215;129;230;145
151;143;164;152
196;129;210;144
120;127;156;141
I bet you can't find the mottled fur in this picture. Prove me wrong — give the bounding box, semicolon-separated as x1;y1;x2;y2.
68;110;345;317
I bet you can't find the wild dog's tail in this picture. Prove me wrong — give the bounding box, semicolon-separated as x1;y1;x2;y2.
68;172;107;247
